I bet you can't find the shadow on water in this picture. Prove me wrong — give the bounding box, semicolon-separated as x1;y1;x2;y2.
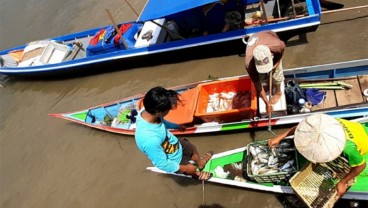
276;194;368;208
198;204;224;208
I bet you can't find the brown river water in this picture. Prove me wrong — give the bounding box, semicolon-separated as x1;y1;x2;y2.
0;0;367;207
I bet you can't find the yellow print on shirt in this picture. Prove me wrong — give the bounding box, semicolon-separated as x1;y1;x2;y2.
162;137;179;154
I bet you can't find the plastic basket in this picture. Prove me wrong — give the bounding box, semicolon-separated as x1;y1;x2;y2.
289;156;351;208
246;139;299;183
194;77;257;123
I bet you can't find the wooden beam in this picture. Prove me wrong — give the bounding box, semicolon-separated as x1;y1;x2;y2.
259;0;268;23
106;9;128;49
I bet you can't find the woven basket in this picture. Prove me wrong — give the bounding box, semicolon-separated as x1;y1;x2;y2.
289;156;351;208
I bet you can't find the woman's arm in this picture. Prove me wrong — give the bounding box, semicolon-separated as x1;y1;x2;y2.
268;126;297;147
336;162;366;196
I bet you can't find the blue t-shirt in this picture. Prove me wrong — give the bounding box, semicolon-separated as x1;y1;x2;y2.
135;110;183;173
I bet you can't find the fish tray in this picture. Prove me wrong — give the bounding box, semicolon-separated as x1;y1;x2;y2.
245;139;299;183
289;156;351;208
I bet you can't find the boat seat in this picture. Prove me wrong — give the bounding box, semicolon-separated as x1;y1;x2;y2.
259;81;287;117
137;87;199;125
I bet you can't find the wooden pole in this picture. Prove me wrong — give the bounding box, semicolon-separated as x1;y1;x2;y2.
123;0;139;17
105;9;128;49
290;0;297;18
322;5;368;14
268;71;273;128
259;0;268;23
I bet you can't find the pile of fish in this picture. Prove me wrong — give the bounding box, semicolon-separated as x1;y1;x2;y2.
248;140;297;176
206;91;251;113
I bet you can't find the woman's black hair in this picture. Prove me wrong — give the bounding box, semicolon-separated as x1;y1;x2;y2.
143;86;181;114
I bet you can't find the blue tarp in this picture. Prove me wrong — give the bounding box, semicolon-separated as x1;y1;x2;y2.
137;0;219;22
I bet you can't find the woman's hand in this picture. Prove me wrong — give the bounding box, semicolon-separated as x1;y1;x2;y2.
268;136;283;148
266;103;273;116
178;124;186;132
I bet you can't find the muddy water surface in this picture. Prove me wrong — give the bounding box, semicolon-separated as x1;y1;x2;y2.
1;0;367;207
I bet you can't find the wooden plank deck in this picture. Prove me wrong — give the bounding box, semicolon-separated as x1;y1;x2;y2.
302;75;368;111
358;75;368;103
335;78;363;106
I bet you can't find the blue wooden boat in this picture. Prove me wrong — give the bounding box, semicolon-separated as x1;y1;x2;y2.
49;59;368;135
0;0;321;75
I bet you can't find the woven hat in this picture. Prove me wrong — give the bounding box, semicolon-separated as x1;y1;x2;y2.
253;45;273;73
294;114;346;163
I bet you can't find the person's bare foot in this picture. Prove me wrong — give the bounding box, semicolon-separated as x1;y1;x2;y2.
270;93;282;104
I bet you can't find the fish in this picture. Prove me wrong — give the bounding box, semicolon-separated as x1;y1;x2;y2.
258;167;279;175
231;162;242;170
279;159;295;171
249;145;263;157
281;167;294;173
275;147;295;153
278;153;289;158
271;147;278;157
268;155;279;168
255;155;269;164
279;141;292;148
251;160;265;175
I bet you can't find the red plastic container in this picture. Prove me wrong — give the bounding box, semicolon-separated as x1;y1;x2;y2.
195;77;257;122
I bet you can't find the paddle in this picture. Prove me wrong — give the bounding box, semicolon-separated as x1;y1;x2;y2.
267;70;277;137
256;71;278;142
105;9;128;49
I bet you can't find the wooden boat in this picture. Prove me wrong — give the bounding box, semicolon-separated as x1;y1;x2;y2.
147;117;368;201
0;0;321;76
49;59;368;135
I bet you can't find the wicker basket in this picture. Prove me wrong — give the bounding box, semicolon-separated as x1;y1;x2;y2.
289;156;351;208
246;139;299;183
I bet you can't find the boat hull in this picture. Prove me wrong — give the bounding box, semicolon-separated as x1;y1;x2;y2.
0;0;321;76
49;59;368;135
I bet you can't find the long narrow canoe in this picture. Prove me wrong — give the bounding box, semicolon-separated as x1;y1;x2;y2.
147;117;368;201
49;59;368;135
0;0;321;76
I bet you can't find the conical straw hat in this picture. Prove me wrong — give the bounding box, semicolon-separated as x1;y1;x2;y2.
294;114;346;163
